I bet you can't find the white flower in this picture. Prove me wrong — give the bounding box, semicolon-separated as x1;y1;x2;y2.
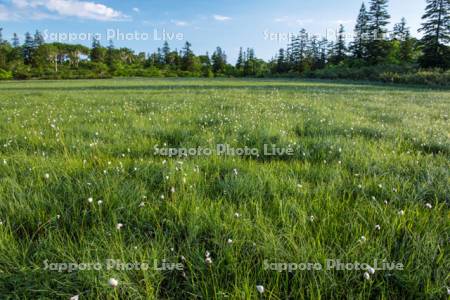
256;285;265;294
108;278;119;288
398;210;405;216
160;195;165;199
360;236;367;242
70;295;79;300
139;202;145;207
425;203;432;209
310;215;315;222
375;225;381;231
44;173;50;179
170;187;176;193
363;272;371;280
367;266;375;274
205;251;211;258
88;197;93;203
234;212;240;218
2;159;6;165
116;223;124;230
227;239;233;244
297;184;303;188
233;168;238;175
56;215;61;219
384;200;389;205
205;257;213;264
97;200;103;205
447;287;450;295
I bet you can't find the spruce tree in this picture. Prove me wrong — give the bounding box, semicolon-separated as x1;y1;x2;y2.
12;33;20;48
367;0;391;64
162;41;170;64
106;39;115;68
23;32;34;64
419;0;450;68
33;31;45;47
332;24;347;64
393;18;415;63
351;3;370;59
236;47;244;71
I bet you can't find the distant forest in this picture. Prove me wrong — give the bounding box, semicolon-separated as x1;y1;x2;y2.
0;0;449;84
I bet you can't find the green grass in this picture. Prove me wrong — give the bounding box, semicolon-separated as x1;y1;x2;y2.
0;78;449;299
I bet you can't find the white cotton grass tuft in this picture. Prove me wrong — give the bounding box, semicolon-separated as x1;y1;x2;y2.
375;224;381;231
256;285;265;294
234;212;240;218
367;266;375;274
205;251;212;264
310;215;315;222
359;236;367;242
116;223;124;230
2;159;7;165
88;197;93;203
70;295;79;300
227;238;233;244
425;203;432;209
108;278;119;288
363;272;371;280
44;173;50;179
398;210;405;216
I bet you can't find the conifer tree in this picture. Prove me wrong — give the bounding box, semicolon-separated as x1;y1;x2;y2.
351;3;370;59
367;0;391;63
419;0;450;68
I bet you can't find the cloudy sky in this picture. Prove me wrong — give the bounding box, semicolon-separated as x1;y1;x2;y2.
0;0;427;62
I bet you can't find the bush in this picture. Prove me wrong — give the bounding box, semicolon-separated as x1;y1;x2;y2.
305;64;449;86
12;65;32;80
0;69;13;80
380;70;450;86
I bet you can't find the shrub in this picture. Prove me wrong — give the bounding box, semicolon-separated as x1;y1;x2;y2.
0;68;13;80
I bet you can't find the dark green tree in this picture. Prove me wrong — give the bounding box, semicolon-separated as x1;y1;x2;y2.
393;18;415;63
12;33;20;48
419;0;450;68
90;37;105;63
332;24;347;64
351;3;370;59
367;0;391;64
211;47;227;75
23;32;34;65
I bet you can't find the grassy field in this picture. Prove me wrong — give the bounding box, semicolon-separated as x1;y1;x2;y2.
0;78;449;299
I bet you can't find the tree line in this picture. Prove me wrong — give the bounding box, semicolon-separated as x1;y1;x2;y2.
0;0;448;81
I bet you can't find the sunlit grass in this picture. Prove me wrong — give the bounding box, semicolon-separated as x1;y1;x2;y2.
0;78;448;299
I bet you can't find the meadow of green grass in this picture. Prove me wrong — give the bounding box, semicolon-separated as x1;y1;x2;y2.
0;78;449;299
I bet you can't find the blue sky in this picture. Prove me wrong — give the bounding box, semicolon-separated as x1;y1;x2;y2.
0;0;427;62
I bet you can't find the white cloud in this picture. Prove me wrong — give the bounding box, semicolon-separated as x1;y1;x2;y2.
11;0;128;21
213;14;231;21
132;7;140;13
0;4;19;21
171;19;189;26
